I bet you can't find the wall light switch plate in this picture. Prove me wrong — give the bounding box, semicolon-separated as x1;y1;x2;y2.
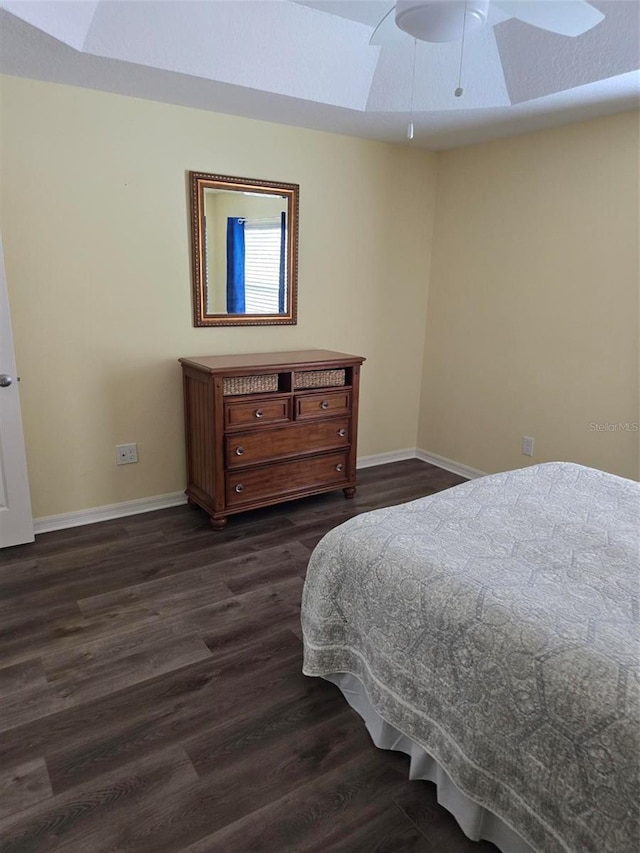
522;436;534;457
116;443;138;465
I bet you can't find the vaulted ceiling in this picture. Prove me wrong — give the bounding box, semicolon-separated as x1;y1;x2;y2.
1;0;638;148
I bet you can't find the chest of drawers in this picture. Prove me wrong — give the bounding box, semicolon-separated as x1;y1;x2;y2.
179;350;365;529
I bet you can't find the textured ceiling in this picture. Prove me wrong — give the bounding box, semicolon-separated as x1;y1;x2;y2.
0;0;638;149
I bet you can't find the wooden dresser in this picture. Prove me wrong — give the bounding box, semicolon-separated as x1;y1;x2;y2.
179;350;365;529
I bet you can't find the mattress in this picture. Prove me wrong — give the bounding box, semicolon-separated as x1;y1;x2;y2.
301;462;640;853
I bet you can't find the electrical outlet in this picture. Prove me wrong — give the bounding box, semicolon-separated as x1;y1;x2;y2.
116;443;138;465
522;436;534;457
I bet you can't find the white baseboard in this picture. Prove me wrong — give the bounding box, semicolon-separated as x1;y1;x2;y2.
32;450;485;535
33;492;188;535
356;448;417;469
415;449;487;480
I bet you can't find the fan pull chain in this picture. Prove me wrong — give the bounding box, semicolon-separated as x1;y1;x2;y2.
455;1;469;97
407;38;417;140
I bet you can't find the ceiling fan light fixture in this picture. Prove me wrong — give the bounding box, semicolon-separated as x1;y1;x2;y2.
395;0;490;43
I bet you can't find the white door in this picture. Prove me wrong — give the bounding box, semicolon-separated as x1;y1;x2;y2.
0;237;34;547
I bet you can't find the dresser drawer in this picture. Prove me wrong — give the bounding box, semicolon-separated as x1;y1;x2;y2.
295;390;351;420
226;420;350;468
226;451;349;507
225;397;291;429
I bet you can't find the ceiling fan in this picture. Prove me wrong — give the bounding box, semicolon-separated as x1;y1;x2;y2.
371;1;604;46
366;0;605;129
291;0;615;125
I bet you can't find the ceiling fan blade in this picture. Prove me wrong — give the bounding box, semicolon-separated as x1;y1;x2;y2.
370;3;409;46
495;1;604;36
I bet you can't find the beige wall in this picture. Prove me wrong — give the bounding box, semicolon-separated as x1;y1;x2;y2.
1;75;637;521
419;112;640;480
0;75;437;518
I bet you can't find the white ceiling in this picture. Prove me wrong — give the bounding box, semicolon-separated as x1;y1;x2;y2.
0;0;638;149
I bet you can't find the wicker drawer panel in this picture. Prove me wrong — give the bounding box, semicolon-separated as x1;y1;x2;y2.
226;451;349;508
294;369;345;389
295;390;351;420
225;398;290;428
223;374;279;396
226;420;350;468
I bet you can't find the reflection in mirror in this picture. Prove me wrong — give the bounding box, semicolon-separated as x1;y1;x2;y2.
189;172;299;327
204;189;288;315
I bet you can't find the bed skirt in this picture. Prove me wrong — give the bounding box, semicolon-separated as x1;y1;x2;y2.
326;672;537;853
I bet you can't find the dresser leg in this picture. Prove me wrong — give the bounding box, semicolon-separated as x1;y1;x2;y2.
343;487;356;499
210;516;228;530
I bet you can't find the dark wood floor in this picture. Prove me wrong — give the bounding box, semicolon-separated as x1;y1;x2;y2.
0;460;500;853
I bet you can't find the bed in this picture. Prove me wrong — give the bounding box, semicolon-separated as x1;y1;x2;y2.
301;462;639;853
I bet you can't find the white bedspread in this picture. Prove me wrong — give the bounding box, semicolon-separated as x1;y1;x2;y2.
301;462;640;853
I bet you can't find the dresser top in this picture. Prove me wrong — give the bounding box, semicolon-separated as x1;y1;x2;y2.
179;350;365;374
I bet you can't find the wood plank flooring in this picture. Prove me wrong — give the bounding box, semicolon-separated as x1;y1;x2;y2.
0;460;500;852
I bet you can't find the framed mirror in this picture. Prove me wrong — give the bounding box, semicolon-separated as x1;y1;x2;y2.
189;171;299;326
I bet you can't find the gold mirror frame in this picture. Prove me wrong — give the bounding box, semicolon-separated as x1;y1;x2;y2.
189;171;299;327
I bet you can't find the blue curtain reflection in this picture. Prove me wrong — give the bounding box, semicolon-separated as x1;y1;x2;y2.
226;217;245;313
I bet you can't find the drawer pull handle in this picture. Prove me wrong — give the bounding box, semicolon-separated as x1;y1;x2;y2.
235;447;244;456
235;484;245;493
337;428;346;437
335;463;344;472
320;401;330;410
254;409;264;418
